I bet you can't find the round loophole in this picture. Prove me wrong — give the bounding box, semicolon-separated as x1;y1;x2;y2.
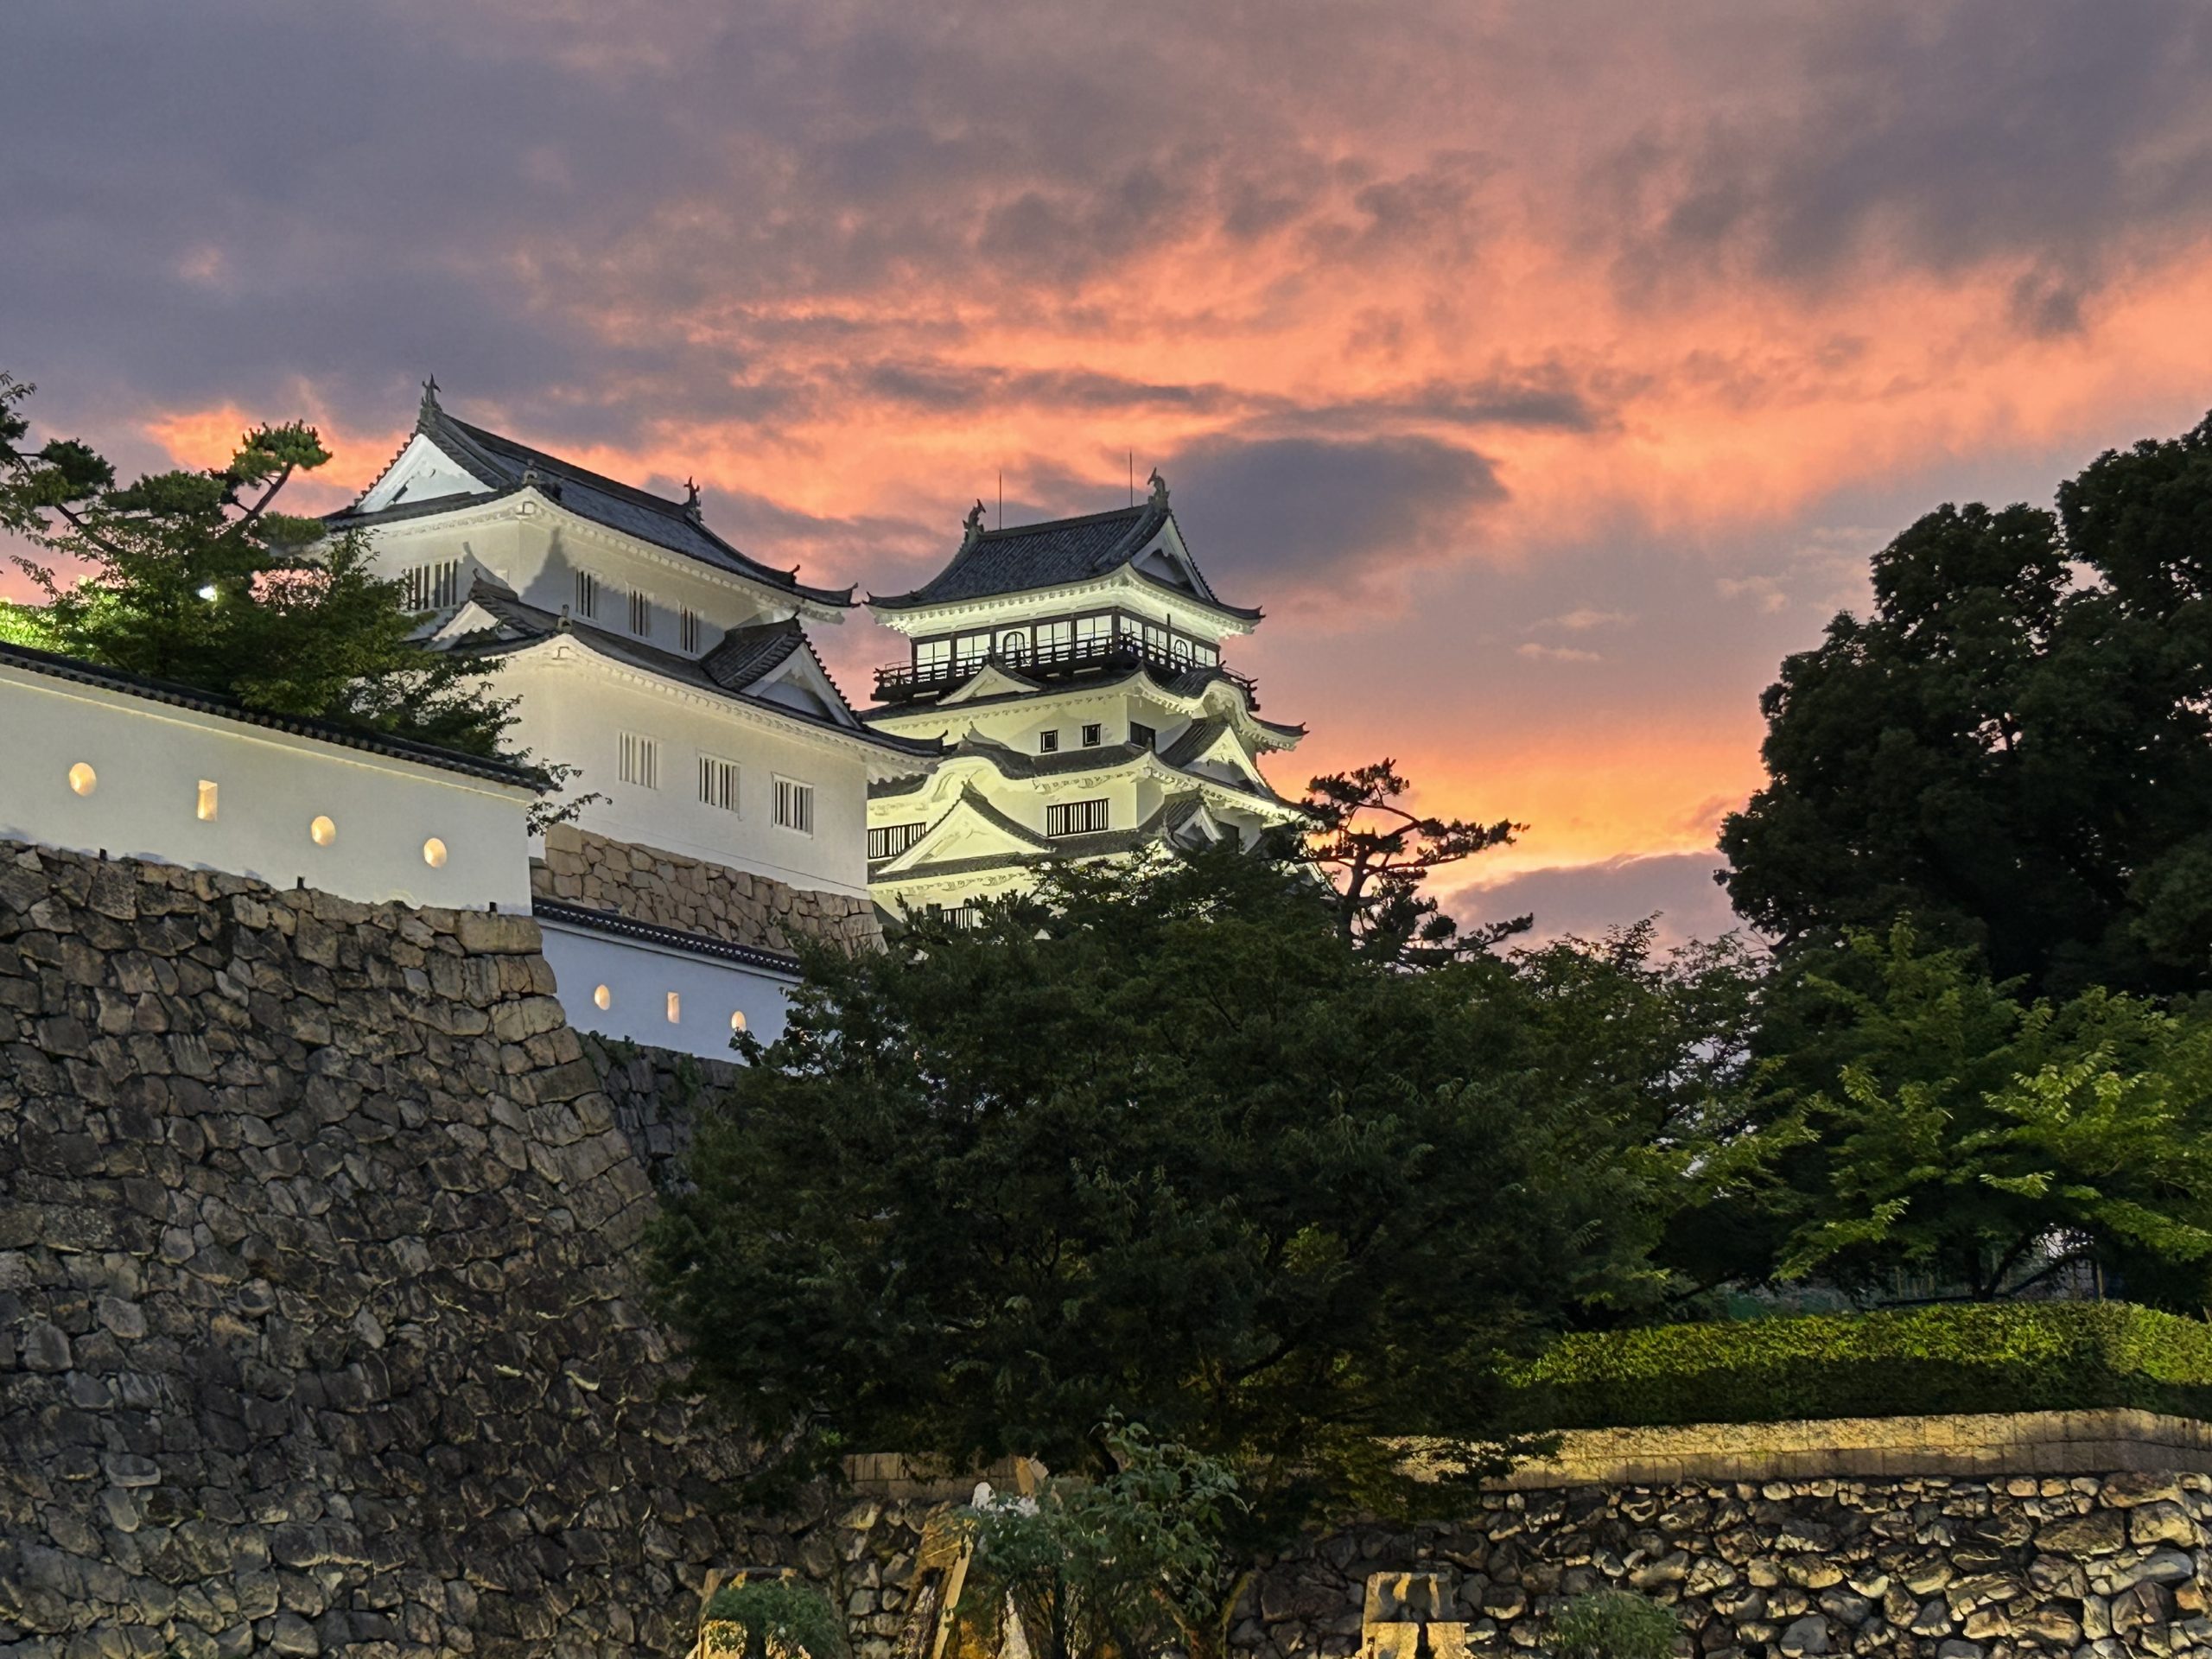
67;763;97;797
308;815;336;848
422;836;448;868
730;1009;748;1033
593;984;612;1011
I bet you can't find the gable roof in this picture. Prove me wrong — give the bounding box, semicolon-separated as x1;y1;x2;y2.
327;385;854;609
0;640;547;791
868;489;1260;622
439;580;937;761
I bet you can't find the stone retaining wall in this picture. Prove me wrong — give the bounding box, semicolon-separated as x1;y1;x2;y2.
0;839;785;1658
579;1031;742;1192
533;825;880;955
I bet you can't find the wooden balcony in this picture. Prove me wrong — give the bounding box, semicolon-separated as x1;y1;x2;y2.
873;637;1259;705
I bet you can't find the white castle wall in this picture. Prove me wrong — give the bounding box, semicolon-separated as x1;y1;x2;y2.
537;916;795;1058
0;660;536;912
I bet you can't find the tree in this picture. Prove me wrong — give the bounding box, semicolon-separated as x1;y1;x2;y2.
1300;759;1524;964
1721;410;2212;998
1722;925;2212;1306
961;1424;1242;1659
0;371;515;757
649;848;1662;1601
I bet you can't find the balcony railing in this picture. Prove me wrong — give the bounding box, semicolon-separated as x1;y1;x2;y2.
874;637;1258;704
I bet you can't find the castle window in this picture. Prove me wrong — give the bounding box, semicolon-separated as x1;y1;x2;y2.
914;639;952;677
196;780;219;821
699;754;741;813
998;628;1029;662
680;607;702;652
1192;642;1219;668
1073;614;1111;652
869;823;925;861
1038;729;1059;753
628;590;652;636
620;732;660;790
309;815;337;848
402;559;461;611
1081;724;1102;747
67;762;97;796
1046;799;1109;837
1036;619;1073;657
575;570;599;619
773;777;815;835
1131;722;1156;750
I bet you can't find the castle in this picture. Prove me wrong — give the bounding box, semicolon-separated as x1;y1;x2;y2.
0;387;1306;1058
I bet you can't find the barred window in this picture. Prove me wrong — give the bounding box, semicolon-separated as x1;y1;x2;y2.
619;731;659;790
1038;729;1060;753
402;559;461;611
868;822;925;861
680;607;702;652
575;570;599;619
1081;723;1103;747
774;776;815;835
1130;722;1156;750
698;754;740;812
1046;798;1109;837
628;590;652;636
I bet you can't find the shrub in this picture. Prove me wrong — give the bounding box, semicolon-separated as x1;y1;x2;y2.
1503;1301;2212;1430
1547;1592;1680;1659
699;1577;846;1659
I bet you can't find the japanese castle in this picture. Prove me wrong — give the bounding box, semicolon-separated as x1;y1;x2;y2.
861;472;1307;921
327;382;935;1055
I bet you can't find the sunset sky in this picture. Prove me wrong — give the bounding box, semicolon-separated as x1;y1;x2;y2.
10;2;2212;941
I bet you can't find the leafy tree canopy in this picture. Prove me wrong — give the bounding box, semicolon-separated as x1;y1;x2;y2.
650;846;1710;1554
1721;410;2212;997
0;371;515;757
1688;925;2212;1306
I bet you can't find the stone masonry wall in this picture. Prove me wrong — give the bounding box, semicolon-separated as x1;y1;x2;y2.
0;839;793;1659
533;825;881;955
578;1032;742;1193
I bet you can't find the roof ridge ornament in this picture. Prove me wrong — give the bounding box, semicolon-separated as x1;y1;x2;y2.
1147;467;1169;509
417;374;441;429
962;499;987;550
683;477;703;522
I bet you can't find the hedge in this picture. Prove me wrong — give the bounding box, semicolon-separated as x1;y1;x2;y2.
1500;1301;2212;1430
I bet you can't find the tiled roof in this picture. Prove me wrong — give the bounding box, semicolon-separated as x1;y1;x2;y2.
328;395;853;607
446;582;938;759
0;640;548;790
532;899;801;975
868;499;1260;620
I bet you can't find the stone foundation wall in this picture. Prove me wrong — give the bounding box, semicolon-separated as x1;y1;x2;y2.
534;825;880;954
0;839;788;1658
578;1031;742;1192
1241;1468;2212;1658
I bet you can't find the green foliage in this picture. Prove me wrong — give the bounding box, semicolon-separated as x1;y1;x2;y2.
1503;1301;2212;1430
1546;1591;1681;1659
962;1424;1243;1659
1686;925;2212;1304
649;847;1676;1546
0;370;516;758
699;1578;847;1659
1722;411;2212;999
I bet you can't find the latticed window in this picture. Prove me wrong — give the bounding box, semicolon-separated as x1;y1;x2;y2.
774;776;815;834
629;590;652;636
575;570;599;619
868;823;925;861
1046;798;1109;837
680;607;702;652
698;754;739;812
402;559;461;611
619;732;659;789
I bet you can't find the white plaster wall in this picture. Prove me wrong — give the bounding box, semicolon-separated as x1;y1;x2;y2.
0;667;536;911
499;650;873;897
537;920;792;1057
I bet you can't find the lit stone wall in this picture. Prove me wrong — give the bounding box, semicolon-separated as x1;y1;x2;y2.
534;824;881;953
0;661;537;913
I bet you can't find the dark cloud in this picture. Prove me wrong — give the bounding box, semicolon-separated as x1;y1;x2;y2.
1164;432;1506;596
1452;853;1751;950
